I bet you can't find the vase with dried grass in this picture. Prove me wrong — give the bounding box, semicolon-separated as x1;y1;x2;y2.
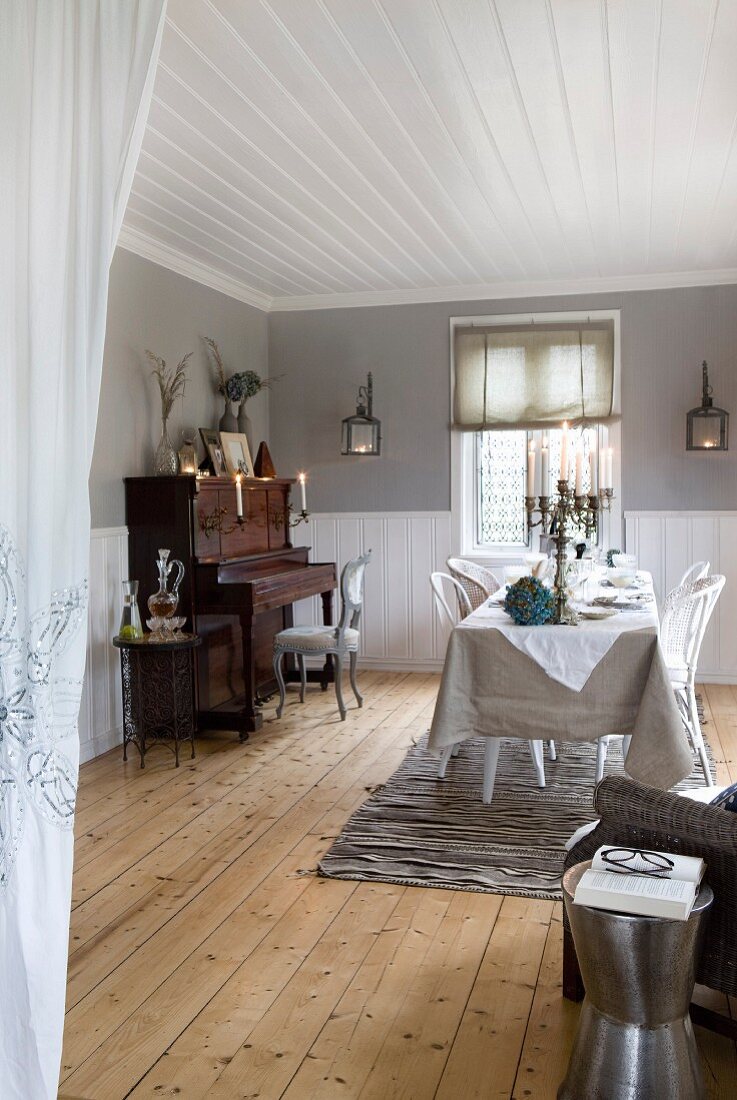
147;350;191;476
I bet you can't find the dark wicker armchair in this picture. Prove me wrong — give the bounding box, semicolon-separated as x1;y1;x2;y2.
563;774;737;1038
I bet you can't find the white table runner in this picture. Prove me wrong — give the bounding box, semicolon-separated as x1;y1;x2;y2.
459;574;658;691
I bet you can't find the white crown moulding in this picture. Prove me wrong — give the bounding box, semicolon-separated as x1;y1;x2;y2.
117;227;737;315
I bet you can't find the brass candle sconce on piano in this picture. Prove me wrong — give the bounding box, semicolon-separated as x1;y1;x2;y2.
277;471;310;530
198;504;246;538
271;504;310;532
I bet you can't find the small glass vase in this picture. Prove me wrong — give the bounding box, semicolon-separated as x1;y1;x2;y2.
118;580;143;640
219;399;240;432
154;418;178;476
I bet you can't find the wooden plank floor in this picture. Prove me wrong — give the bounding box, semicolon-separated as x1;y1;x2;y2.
61;674;737;1099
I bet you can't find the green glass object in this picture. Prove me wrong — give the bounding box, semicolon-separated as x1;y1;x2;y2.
119;580;143;640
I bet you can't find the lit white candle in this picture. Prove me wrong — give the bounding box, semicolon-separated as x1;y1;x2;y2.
527;441;536;497
574;447;583;496
235;472;243;518
298;471;307;512
589;450;598;495
541;436;549;496
560;421;569;483
605;447;613;490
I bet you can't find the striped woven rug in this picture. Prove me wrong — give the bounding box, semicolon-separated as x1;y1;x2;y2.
318;731;713;901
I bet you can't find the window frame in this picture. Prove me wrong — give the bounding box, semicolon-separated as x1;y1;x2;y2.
450;309;622;564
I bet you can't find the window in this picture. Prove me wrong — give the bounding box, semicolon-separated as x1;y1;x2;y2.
477;426;598;547
450;310;622;561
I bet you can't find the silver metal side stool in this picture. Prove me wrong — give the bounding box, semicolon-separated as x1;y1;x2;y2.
559;861;713;1100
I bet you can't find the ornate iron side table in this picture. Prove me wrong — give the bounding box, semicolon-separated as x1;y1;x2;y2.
559;861;713;1100
113;634;201;768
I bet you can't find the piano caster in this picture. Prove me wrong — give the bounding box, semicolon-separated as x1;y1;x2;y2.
238;731;250;743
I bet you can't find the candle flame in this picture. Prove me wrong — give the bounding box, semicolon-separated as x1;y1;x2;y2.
298;471;306;483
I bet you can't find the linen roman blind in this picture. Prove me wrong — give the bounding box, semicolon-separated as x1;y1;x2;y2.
453;320;616;430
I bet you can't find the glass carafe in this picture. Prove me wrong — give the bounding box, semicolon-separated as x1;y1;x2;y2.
147;548;185;621
119;580;143;640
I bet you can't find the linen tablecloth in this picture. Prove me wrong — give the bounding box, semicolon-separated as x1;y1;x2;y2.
428;585;692;791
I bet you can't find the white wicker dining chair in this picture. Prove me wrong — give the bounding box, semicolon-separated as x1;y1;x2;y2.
678;561;710;588
446;558;501;611
658;574;724;785
273;551;371;722
430;571;471;628
431;570;555;802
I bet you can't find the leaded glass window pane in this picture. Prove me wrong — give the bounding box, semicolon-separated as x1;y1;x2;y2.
476;427;598;546
477;430;527;545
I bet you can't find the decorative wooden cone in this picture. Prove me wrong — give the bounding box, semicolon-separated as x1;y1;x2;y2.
254;441;277;478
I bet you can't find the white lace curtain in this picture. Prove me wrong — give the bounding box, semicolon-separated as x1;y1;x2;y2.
0;3;166;1095
453;321;617;430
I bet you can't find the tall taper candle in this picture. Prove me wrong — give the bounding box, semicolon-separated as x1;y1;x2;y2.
527;441;536;496
541;436;549;495
560;421;569;483
574;447;583;496
605;447;613;489
298;472;307;512
235;472;243;518
589;450;598;494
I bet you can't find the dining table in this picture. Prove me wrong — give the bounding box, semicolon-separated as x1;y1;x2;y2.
428;571;694;792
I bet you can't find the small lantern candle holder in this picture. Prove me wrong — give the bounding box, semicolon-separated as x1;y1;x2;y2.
341;372;381;456
687;361;729;451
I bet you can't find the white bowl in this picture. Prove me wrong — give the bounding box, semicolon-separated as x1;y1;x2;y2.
608;568;637;589
611;553;637;570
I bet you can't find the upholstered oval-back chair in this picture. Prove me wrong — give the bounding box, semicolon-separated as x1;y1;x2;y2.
273;550;371;721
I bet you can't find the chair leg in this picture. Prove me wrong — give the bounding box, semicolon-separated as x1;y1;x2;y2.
451;743;460;757
297;654;306;703
437;745;453;778
349;650;363;707
622;734;632;761
528;740;545;787
548;740;557;761
483;738;501;804
687;684;714;785
333;654;346;721
273;650;286;719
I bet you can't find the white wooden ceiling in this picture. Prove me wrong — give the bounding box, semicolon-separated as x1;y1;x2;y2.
119;0;737;310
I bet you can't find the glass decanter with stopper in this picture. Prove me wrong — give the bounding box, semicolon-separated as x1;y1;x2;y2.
118;580;143;640
147;548;185;637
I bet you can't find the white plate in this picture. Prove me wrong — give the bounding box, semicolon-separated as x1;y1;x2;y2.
579;607;618;620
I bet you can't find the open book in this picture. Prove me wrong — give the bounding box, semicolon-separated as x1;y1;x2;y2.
573;846;706;921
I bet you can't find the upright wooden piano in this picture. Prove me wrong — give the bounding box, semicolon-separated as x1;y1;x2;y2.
124;475;336;738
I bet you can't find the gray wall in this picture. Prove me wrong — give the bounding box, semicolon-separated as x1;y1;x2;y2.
90;249;269;527
269;284;737;514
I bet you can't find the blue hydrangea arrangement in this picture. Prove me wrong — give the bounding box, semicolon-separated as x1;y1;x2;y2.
503;575;555;626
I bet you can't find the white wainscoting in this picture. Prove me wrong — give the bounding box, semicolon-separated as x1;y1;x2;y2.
79;527;129;763
625;511;737;683
292;512;453;670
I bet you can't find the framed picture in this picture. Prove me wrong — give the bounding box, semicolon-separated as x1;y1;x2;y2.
198;428;228;477
220;432;254;477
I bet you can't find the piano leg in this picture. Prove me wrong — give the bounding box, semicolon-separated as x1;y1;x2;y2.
238;614;262;738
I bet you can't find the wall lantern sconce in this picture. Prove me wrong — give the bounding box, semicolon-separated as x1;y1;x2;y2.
341;372;381;456
687;361;728;451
